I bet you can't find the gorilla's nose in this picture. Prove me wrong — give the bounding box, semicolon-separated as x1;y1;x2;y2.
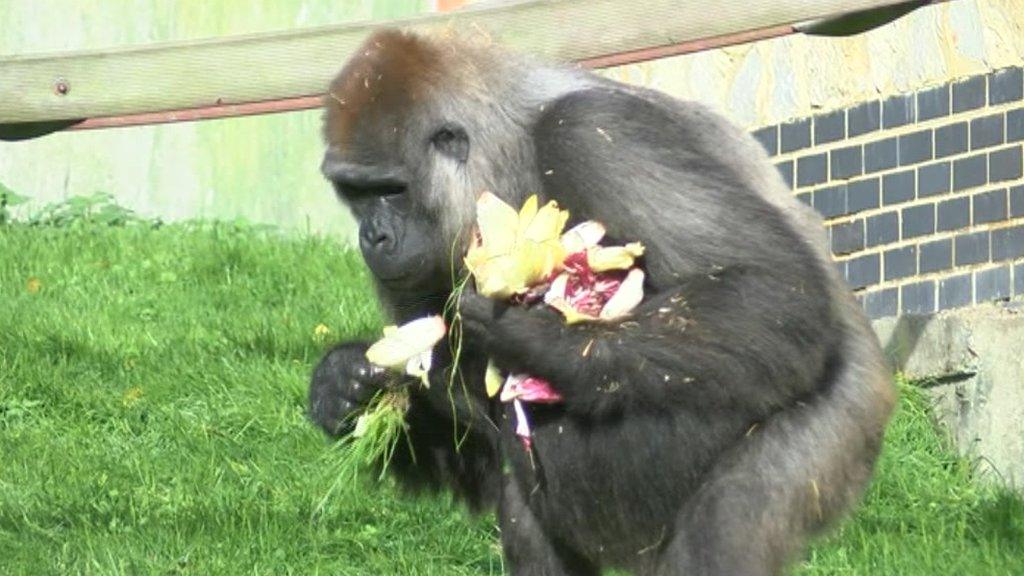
360;224;395;253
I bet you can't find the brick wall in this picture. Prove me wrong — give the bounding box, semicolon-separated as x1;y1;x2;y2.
751;66;1024;319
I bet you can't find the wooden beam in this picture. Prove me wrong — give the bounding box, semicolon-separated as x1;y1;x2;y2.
61;24;796;132
0;0;916;126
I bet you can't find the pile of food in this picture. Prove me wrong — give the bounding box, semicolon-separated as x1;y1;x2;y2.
343;192;646;470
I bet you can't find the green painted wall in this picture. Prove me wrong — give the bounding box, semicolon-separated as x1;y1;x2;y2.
0;1;431;240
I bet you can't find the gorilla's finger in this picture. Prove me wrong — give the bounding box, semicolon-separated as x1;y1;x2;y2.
311;342;388;405
457;292;497;323
458;291;514;324
309;372;361;437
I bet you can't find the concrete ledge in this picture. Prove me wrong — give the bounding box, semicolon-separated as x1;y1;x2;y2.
872;299;1024;488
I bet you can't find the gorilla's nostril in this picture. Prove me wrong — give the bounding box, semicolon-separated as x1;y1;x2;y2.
360;225;393;252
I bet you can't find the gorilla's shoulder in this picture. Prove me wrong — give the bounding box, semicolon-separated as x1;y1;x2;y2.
532;85;760;171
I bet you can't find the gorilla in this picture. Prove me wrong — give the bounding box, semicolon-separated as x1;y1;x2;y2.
309;29;895;576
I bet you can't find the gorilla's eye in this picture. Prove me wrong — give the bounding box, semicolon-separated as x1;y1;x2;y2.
430;124;469;163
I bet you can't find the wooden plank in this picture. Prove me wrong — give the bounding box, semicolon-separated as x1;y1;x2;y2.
0;0;911;125
62;24;795;133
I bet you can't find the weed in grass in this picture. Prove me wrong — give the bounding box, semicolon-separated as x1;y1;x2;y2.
0;180;30;225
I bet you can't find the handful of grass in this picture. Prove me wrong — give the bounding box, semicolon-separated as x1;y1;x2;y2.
316;388;411;514
332;316;445;480
336;388;411;480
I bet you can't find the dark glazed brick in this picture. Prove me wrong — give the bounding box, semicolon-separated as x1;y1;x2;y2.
864;137;899;173
952;75;986;113
884;246;917;280
973;189;1008;224
882;94;915;128
919;239;953;274
780;119;812;153
835;260;847;280
916;85;950;121
847;178;880;213
992;225;1024;262
846;253;881;289
1009;109;1024;142
935;122;968;159
848;101;881;137
989;146;1023;183
901;281;936;315
970;113;1005;150
797;153;828;188
830;145;863;180
939;274;973;310
976;266;1012;302
955;231;990;266
796;191;812;206
953;154;988;191
776;161;794;189
989;67;1023;105
813;184;847;218
899;130;933;166
752;126;778;156
831;220;865;255
814;110;846;145
902;204;936;239
937;197;970;232
917;162;951;198
866;212;899;247
863;288;898;319
1016;263;1024;296
883;170;915;205
1011;185;1024;217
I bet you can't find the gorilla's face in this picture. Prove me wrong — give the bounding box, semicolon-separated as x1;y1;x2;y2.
319;30;533;311
322;148;438;290
320;109;475;301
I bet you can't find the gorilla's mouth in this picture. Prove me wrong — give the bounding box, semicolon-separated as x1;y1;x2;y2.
371;258;431;286
375;271;411;282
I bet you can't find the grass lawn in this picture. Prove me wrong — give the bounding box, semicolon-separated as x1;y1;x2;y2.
1;220;1022;575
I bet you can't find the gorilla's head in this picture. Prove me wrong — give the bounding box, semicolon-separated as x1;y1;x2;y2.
320;30;581;319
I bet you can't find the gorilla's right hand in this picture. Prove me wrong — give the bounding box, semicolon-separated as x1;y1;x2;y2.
308;342;389;438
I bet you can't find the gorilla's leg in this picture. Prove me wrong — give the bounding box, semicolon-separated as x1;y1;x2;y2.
500;477;599;576
655;341;892;576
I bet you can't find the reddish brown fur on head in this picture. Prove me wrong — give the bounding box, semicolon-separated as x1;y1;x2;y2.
321;28;554;249
323;29;469;149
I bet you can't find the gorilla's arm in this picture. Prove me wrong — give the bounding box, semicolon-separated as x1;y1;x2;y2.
460;87;841;422
461;268;836;421
385;348;503;508
390;396;501;509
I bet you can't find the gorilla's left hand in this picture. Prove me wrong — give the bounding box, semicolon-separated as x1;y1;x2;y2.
458;291;568;356
308;342;391;437
458;290;599;401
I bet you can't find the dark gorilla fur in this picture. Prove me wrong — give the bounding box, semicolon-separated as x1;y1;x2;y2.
309;29;896;575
